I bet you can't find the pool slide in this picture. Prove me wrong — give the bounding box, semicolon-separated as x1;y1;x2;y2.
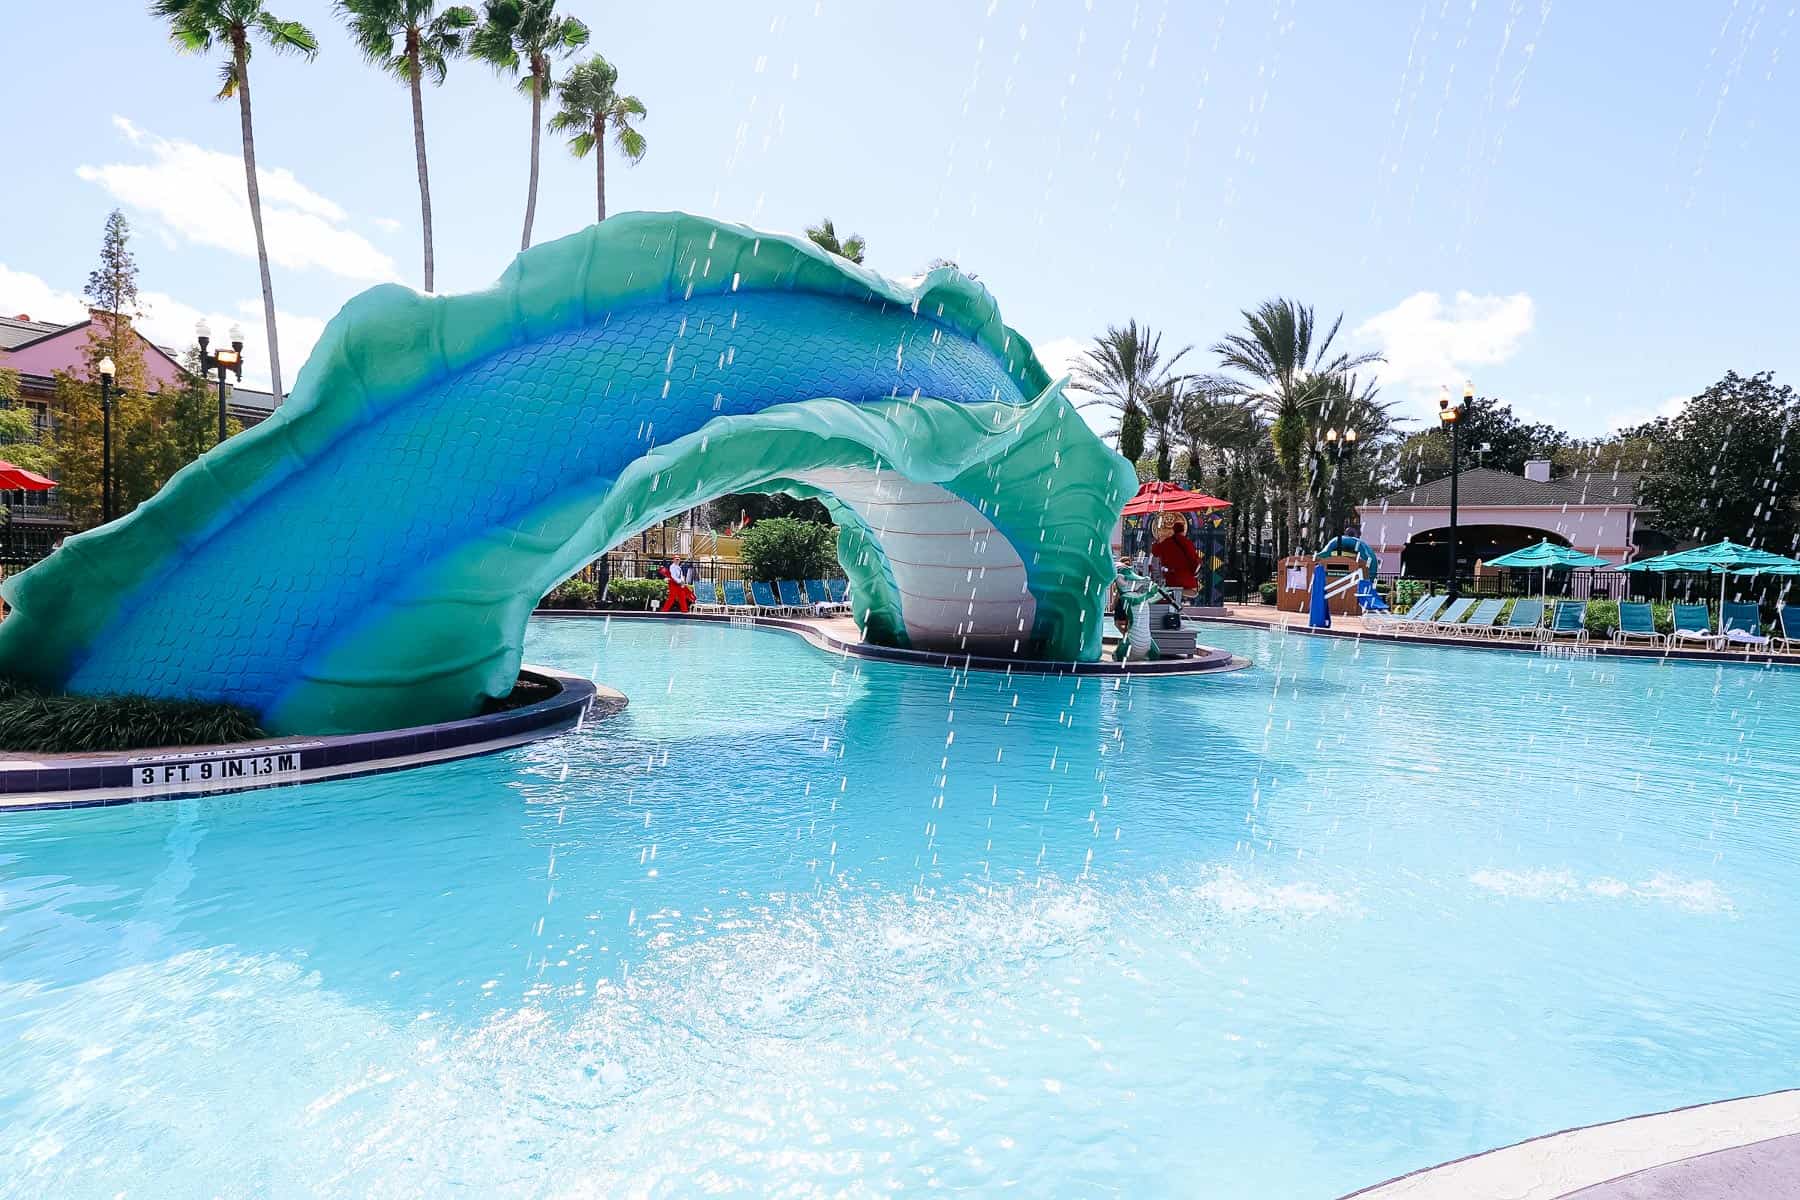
0;213;1135;734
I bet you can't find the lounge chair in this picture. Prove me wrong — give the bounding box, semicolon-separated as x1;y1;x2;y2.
1494;598;1545;641
803;578;849;613
1669;603;1717;649
1373;593;1445;634
827;578;852;608
777;579;810;613
1543;600;1588;643
750;579;791;615
722;578;756;615
1611;601;1662;648
1422;596;1477;634
1777;607;1800;654
691;579;723;613
1355;579;1390;613
1457;597;1506;637
1720;602;1771;650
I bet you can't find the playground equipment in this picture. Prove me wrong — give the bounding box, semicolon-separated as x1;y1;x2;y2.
0;213;1136;734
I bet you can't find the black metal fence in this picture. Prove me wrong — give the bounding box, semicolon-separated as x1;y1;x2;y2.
1373;569;1800;604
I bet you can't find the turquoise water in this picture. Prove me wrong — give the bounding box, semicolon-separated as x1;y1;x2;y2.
3;617;1798;1197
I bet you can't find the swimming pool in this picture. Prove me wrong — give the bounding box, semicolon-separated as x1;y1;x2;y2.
2;617;1796;1197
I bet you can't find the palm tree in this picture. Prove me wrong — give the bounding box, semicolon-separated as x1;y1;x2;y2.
150;0;318;404
471;0;589;251
1211;299;1381;553
1069;321;1190;459
335;1;477;293
548;55;647;223
805;218;866;264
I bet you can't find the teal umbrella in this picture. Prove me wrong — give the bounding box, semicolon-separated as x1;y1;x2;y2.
1623;540;1800;609
1484;539;1612;598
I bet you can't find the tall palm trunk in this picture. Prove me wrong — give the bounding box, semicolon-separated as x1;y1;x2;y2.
521;63;543;250
407;36;435;292
595;130;606;221
233;34;284;402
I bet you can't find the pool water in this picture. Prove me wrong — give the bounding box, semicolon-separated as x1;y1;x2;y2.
3;617;1797;1197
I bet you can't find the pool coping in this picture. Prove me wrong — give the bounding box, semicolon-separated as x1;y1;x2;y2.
534;608;1250;675
1340;1088;1800;1199
1202;612;1800;669
0;666;617;812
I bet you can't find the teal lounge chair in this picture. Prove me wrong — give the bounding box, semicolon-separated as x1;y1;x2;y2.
1494;598;1544;641
692;578;722;613
777;579;809;612
803;578;849;613
1720;601;1771;650
750;579;789;614
1375;593;1445;634
1544;600;1588;643
1611;601;1662;647
1423;596;1477;633
1457;597;1506;637
721;578;755;614
1670;603;1717;649
827;578;851;607
1776;607;1800;654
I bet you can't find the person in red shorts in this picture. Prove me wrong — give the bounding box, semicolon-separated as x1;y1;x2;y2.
1149;516;1201;608
659;555;696;613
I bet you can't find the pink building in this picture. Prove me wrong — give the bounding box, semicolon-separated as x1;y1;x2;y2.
1356;461;1648;581
0;311;278;560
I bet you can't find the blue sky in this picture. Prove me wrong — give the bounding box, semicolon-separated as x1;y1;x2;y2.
3;0;1794;435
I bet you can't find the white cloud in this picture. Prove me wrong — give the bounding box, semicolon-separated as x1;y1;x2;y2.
0;265;88;324
0;263;320;393
371;216;404;235
135;291;323;393
76;116;397;283
1355;290;1535;414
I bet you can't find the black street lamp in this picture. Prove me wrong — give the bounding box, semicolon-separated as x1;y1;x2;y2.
1438;380;1473;598
1322;425;1359;544
98;355;116;523
195;320;245;446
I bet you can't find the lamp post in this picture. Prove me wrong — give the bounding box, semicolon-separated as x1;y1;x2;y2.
98;356;116;523
1322;426;1359;544
1438;380;1472;598
195;320;245;446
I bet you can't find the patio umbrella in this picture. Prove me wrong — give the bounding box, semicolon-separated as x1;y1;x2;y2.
1483;539;1611;598
1119;480;1231;516
0;462;56;491
1621;539;1800;610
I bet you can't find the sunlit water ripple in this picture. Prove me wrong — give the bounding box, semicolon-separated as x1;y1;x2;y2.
2;617;1796;1197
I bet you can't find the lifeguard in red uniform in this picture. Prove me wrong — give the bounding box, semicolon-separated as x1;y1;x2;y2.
659;555;696;613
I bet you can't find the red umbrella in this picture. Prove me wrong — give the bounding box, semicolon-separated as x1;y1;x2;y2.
1119;480;1230;516
0;462;56;491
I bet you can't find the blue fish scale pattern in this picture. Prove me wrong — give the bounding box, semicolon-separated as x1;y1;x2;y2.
68;293;1028;709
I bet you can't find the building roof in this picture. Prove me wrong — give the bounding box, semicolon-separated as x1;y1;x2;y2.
0;315;69;352
1368;466;1642;509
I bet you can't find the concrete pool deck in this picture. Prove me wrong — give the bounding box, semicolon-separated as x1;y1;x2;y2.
1343;1089;1800;1199
1208;605;1800;667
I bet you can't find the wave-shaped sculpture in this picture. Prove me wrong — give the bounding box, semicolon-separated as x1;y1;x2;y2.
0;213;1136;734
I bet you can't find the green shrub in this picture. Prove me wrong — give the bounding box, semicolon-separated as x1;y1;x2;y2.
1394;579;1427;609
0;682;265;753
605;577;668;608
1258;580;1278;605
1651;601;1675;633
741;517;838;582
543;578;597;608
1583;600;1619;637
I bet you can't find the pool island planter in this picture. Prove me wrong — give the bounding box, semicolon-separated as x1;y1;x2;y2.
535;608;1248;676
0;667;614;812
